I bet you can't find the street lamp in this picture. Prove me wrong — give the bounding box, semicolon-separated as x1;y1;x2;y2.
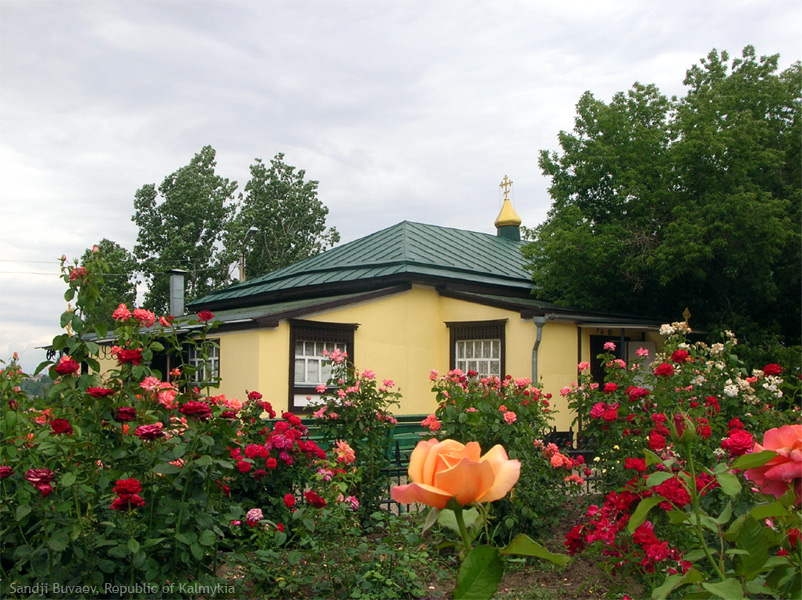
238;227;259;282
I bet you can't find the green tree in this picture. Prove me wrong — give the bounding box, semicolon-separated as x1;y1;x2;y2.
525;46;801;346
132;146;237;314
79;239;138;333
227;153;339;280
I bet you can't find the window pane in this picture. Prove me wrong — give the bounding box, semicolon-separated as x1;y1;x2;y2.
294;359;306;382
307;361;320;383
492;341;500;359
295;341;304;355
304;341;316;356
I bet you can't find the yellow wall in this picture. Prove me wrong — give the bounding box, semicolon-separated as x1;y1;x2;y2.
212;285;595;430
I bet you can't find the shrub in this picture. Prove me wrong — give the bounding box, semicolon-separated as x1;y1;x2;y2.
426;369;581;540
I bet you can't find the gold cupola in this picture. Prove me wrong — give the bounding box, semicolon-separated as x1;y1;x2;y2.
494;175;521;241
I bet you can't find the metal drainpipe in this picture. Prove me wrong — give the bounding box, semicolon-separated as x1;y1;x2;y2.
531;316;548;383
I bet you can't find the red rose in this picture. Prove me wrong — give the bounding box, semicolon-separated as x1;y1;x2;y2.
114;407;137;422
696;424;712;439
237;460;252;473
179;401;212;421
87;387;115;398
55;357;80;376
603;382;618;394
649;432;667;451
197;310;214;322
115;348;143;366
283;493;296;509
653;363;675;377
624;458;647;472
763;364;783;376
304;490;326;508
247;391;263;401
626;386;651;402
721;429;754;458
50;418;74;435
134;423;164;440
266;458;278;469
602;405;619;422
0;465;13;478
113;478;142;496
670;350;690;363
111;494;146;510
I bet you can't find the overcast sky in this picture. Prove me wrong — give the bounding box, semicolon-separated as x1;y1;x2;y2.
1;0;800;374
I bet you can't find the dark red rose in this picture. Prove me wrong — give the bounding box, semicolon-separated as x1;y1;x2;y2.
220;410;238;419
0;465;13;478
111;494;146;510
197;310;214;322
304;490;326;508
237;460;252;473
115;348;143;366
266;458;278;469
113;478;142;496
134;423;164;440
283;493;296;508
654;362;675;377
50;418;74;435
25;468;55;496
247;390;263;401
179;401;212;420
114;407;137;422
87;387;115;398
763;364;783;376
54;357;80;376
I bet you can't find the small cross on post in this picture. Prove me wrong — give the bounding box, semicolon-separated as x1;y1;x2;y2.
499;175;513;200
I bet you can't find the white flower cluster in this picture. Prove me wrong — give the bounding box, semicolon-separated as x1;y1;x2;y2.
710;343;725;355
659;321;692;336
762;377;784;399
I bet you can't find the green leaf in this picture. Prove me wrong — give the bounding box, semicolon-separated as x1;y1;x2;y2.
714;502;732;525
60;472;77;487
715;472;742;497
16;504;32;521
48;531;70;552
198;529;217;547
127;538;140;554
423;507;441;534
500;534;571;566
175;532;197;545
646;471;674;487
749;501;790;520
627;496;664;533
701;579;745;600
190;542;204;560
438;507;481;535
152;463;182;475
454;546;504;600
737;516;771;579
643;449;663;466
650;567;703;600
730;450;776;470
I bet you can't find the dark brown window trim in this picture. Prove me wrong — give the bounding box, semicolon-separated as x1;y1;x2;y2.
288;319;358;413
445;319;507;376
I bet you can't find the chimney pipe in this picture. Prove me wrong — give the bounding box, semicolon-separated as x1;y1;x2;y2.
168;269;187;317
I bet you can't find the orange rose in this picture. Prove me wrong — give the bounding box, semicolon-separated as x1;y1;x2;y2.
744;424;802;503
390;439;521;509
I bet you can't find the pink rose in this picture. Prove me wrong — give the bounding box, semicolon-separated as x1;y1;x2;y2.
744;425;802;503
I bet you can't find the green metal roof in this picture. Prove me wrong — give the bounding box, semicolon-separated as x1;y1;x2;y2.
189;221;534;309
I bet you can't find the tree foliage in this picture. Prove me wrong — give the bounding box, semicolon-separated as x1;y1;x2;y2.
227;153;340;280
525;46;801;346
132;146;237;314
79;239;138;333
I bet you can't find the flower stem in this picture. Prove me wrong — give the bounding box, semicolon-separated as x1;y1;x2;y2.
685;446;726;580
454;505;472;554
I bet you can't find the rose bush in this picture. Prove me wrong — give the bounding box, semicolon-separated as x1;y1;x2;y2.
427;370;581;540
